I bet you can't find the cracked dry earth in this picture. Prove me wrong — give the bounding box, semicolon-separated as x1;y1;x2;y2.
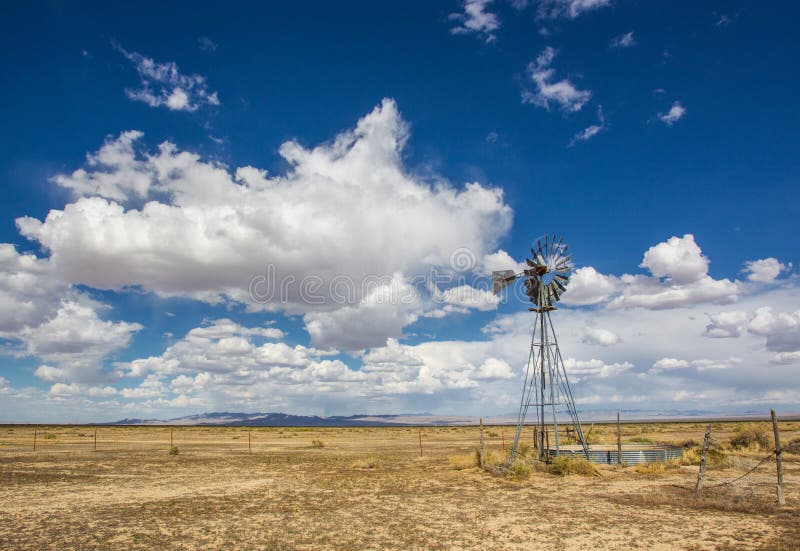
0;424;798;550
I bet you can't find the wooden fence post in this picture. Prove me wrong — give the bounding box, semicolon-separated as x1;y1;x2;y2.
248;430;252;453
616;412;622;466
770;409;785;506
33;427;37;452
695;424;712;496
501;427;505;451
418;428;423;457
94;429;97;452
170;428;173;449
479;417;485;467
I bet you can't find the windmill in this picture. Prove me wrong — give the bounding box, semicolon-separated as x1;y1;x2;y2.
492;235;589;462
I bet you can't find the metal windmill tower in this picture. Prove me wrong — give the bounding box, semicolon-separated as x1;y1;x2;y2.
492;235;589;462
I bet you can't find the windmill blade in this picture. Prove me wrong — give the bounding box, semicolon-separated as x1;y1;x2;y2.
554;273;570;284
553;278;567;293
492;270;518;294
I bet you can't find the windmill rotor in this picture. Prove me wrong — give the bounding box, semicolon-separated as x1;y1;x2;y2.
493;234;573;310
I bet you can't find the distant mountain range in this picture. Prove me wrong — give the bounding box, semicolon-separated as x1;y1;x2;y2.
95;409;797;426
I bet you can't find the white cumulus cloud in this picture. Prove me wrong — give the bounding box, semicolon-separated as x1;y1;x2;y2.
17;99;513;351
743;258;788;283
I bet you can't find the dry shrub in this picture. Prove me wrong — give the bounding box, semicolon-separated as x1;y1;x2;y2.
681;446;730;469
448;453;478;470
627;436;654;444
168;446;179;455
310;439;325;449
42;433;56;440
784;437;800;455
729;427;770;450
548;455;599;477
507;461;533;478
351;455;381;469
634;462;666;475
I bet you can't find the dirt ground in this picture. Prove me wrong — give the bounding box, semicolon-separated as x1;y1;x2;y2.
0;421;798;550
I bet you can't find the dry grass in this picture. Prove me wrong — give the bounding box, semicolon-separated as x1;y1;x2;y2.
0;420;797;549
548;455;600;477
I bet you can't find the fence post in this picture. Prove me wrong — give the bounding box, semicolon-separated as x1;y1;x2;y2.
501;427;505;451
770;409;785;506
616;412;622;466
248;430;252;453
170;428;173;449
94;429;97;452
695;424;712;497
33;427;37;452
479;417;485;467
418;428;423;457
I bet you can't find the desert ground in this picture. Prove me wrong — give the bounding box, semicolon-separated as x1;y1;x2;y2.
0;420;798;550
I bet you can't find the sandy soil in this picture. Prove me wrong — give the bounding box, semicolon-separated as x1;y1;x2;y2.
0;422;798;550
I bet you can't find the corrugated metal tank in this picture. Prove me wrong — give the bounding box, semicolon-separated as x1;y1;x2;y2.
549;445;684;465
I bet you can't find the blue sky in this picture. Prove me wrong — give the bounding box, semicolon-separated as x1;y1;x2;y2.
0;1;798;422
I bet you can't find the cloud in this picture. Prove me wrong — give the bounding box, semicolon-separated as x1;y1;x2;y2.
34;365;65;382
704;310;748;338
197;36;218;52
0;244;65;336
771;351;800;365
475;358;514;379
522;47;592;113
569;105;606;146
649;356;740;374
563;358;633;380
449;0;500;43
563;235;738;311
639;234;708;284
18;300;142;383
116;45;220;111
534;0;611;19
581;326;621;347
561;266;616;306
17;99;512;351
747;307;800;352
659;101;686;126
743;258;788;283
610;32;635;48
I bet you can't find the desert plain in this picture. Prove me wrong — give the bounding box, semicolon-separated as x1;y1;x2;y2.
0;420;798;550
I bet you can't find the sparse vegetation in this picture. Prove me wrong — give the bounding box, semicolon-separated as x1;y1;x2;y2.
634;462;666;475
626;436;654;444
168;446;179;455
548;455;599;477
351;455;382;469
681;446;730;469
729;427;771;450
785;437;800;454
310;438;325;448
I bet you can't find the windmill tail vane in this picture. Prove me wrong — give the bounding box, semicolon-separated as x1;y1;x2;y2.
491;235;589;464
